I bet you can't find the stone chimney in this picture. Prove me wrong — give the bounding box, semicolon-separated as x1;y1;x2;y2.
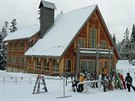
39;0;56;38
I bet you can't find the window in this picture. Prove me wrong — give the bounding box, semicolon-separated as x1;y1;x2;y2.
14;42;18;50
35;58;41;69
89;28;97;48
19;56;24;66
7;56;12;64
65;59;72;72
13;56;17;65
8;43;12;50
78;38;85;48
43;59;49;72
104;61;107;69
20;41;25;50
81;60;95;73
52;60;59;72
101;41;107;49
99;62;102;74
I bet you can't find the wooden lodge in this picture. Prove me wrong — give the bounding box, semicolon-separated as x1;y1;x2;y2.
3;0;120;76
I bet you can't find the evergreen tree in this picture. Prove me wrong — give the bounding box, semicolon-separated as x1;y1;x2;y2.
130;24;135;42
112;34;116;45
9;19;17;33
0;21;8;69
1;21;8;38
122;28;130;48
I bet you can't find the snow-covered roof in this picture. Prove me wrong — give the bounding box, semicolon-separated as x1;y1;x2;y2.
3;24;39;41
25;5;97;57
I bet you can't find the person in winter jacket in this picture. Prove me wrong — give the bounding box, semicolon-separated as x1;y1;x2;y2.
125;73;132;92
77;73;85;92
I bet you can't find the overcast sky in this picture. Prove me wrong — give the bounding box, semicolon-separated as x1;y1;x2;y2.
0;0;135;42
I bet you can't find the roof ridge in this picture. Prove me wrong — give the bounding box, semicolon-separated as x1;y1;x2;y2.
64;4;97;15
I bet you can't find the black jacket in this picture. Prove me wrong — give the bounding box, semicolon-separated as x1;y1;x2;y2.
125;75;132;84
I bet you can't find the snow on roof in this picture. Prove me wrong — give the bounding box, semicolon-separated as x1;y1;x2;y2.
25;5;97;57
3;23;39;41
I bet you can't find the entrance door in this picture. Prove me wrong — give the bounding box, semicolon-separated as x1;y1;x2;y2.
80;60;95;73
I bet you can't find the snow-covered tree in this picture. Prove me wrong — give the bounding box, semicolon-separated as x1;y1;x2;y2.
122;28;130;48
130;24;135;42
1;21;9;38
9;19;17;33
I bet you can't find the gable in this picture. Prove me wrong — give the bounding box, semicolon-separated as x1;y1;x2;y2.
61;7;120;59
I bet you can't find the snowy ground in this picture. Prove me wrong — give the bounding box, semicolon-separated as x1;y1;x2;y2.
0;60;135;101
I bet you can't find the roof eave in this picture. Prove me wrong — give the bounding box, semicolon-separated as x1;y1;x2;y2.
25;54;61;59
3;37;29;42
3;31;39;42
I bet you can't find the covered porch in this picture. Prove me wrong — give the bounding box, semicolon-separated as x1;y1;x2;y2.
76;46;115;75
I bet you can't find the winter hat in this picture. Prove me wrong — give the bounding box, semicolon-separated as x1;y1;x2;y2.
80;73;84;76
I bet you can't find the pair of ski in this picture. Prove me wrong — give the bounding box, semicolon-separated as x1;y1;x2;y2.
32;75;48;94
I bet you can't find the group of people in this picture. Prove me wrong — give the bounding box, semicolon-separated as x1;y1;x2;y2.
100;71;135;92
72;70;135;93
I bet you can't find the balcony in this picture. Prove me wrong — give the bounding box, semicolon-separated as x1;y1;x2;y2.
79;48;114;58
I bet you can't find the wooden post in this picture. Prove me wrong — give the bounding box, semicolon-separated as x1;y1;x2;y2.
111;47;114;69
96;45;100;75
108;46;111;74
76;44;80;78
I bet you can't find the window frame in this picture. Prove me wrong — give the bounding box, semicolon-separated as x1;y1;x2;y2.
52;59;59;72
43;59;49;72
19;56;24;66
65;59;72;72
89;28;97;48
20;40;25;50
35;58;41;70
80;59;95;73
14;42;18;50
8;43;12;50
77;37;85;48
100;40;107;49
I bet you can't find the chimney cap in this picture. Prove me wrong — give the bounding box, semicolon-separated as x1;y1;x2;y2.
39;0;56;10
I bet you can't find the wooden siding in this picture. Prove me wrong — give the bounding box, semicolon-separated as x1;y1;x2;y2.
6;33;40;72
